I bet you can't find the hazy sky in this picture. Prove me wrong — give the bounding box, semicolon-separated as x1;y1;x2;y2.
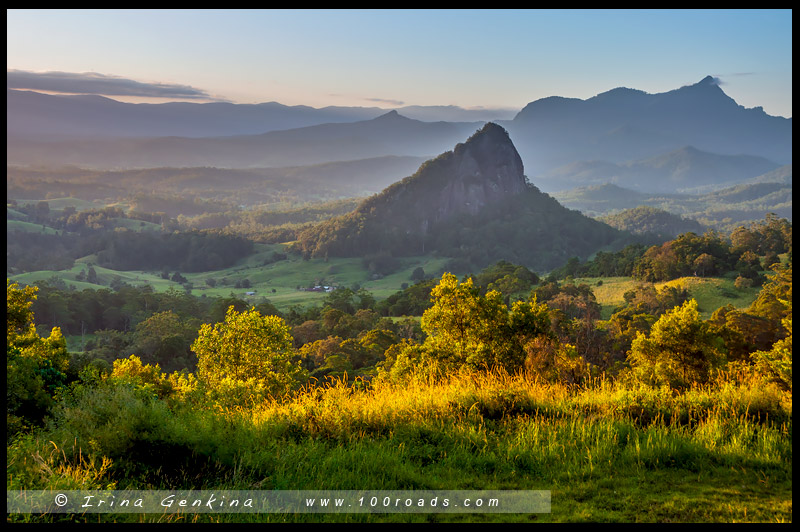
6;9;793;118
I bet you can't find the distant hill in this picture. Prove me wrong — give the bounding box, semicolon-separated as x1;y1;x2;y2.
599;206;705;239
503;76;791;177
6;155;429;207
6;111;481;169
553;177;792;232
552;184;668;216
293;123;625;271
538;145;780;193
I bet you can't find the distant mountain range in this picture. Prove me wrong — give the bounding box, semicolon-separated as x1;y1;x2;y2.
6;76;792;198
6;88;514;139
6;110;482;169
501;76;791;178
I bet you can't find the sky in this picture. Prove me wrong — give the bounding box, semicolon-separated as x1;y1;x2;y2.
6;9;793;118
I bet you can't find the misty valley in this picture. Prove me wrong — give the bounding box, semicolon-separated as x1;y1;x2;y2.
7;76;792;523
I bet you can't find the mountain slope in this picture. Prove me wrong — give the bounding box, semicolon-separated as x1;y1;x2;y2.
293;123;625;271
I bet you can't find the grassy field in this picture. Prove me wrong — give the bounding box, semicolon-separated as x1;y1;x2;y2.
574;276;761;320
8;244;455;311
11;259;762;319
12;197;109;212
6;219;62;235
655;276;762;318
7;369;792;523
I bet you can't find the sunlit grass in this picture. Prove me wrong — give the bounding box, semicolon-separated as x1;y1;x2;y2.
8;368;791;522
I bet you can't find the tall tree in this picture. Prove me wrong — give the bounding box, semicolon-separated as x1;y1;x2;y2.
192;306;307;399
628;299;725;389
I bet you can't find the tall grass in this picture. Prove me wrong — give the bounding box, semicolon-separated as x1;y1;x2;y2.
7;369;792;521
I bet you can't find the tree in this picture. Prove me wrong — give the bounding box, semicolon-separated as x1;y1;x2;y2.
131;310;197;372
34;200;50;222
628;299;725;389
420;273;545;373
752;314;792;392
693;253;715;277
7;281;70;434
191;306;307;399
86;264;98;285
421;273;495;370
748;264;792;390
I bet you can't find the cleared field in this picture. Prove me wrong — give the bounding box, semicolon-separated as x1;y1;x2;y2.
7;219;61;234
13;197;105;212
9;244;455;312
573;275;761;319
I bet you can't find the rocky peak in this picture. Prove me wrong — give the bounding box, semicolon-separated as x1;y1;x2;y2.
363;122;528;226
449;122;527;200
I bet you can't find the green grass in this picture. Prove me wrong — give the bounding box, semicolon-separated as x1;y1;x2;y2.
9;246;455;312
574;276;761;320
7;369;792;523
572;277;638;319
14;197;105;212
654;277;761;319
6;219;62;235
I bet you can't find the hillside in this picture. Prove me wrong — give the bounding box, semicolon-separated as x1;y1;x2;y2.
599;206;705;239
293;123;625;271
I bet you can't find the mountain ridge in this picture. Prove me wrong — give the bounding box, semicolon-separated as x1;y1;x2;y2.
503;75;791;176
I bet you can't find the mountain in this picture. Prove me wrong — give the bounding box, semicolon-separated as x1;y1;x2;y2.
503;75;792;177
6;111;482;169
293;123;625;271
539;145;780;193
6;88;514;140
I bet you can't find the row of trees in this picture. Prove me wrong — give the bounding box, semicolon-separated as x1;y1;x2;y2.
8;226;253;275
550;214;791;284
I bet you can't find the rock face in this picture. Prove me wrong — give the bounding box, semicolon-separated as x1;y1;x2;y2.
443;122;527;214
368;122;528;228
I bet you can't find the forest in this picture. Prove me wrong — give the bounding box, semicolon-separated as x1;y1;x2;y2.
6;206;792;522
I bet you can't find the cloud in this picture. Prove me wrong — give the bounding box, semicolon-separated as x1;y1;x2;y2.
363;97;405;106
7;69;224;100
712;72;757;86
